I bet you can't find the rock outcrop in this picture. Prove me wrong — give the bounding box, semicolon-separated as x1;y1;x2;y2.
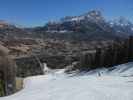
0;45;16;96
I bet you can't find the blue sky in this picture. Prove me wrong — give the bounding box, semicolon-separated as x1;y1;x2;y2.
0;0;133;27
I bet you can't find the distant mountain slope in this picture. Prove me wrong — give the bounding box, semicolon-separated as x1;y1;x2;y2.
32;10;133;41
0;10;133;41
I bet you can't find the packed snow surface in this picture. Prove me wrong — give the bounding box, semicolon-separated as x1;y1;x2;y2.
1;63;133;100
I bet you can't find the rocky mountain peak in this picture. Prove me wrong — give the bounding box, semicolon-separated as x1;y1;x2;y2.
85;10;102;17
60;10;104;23
0;20;16;29
0;20;9;28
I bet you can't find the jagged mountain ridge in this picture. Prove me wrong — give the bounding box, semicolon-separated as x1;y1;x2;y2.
32;10;133;41
0;10;132;40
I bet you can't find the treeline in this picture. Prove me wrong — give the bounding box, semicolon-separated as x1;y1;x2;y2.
78;36;133;70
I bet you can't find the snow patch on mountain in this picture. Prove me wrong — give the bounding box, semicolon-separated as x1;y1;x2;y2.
60;10;104;23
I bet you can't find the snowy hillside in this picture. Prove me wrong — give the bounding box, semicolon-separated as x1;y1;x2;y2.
1;63;133;100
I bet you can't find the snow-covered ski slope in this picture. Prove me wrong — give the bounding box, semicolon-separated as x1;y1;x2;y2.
1;62;133;100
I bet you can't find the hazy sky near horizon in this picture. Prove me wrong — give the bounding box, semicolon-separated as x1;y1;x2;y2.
0;0;133;27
